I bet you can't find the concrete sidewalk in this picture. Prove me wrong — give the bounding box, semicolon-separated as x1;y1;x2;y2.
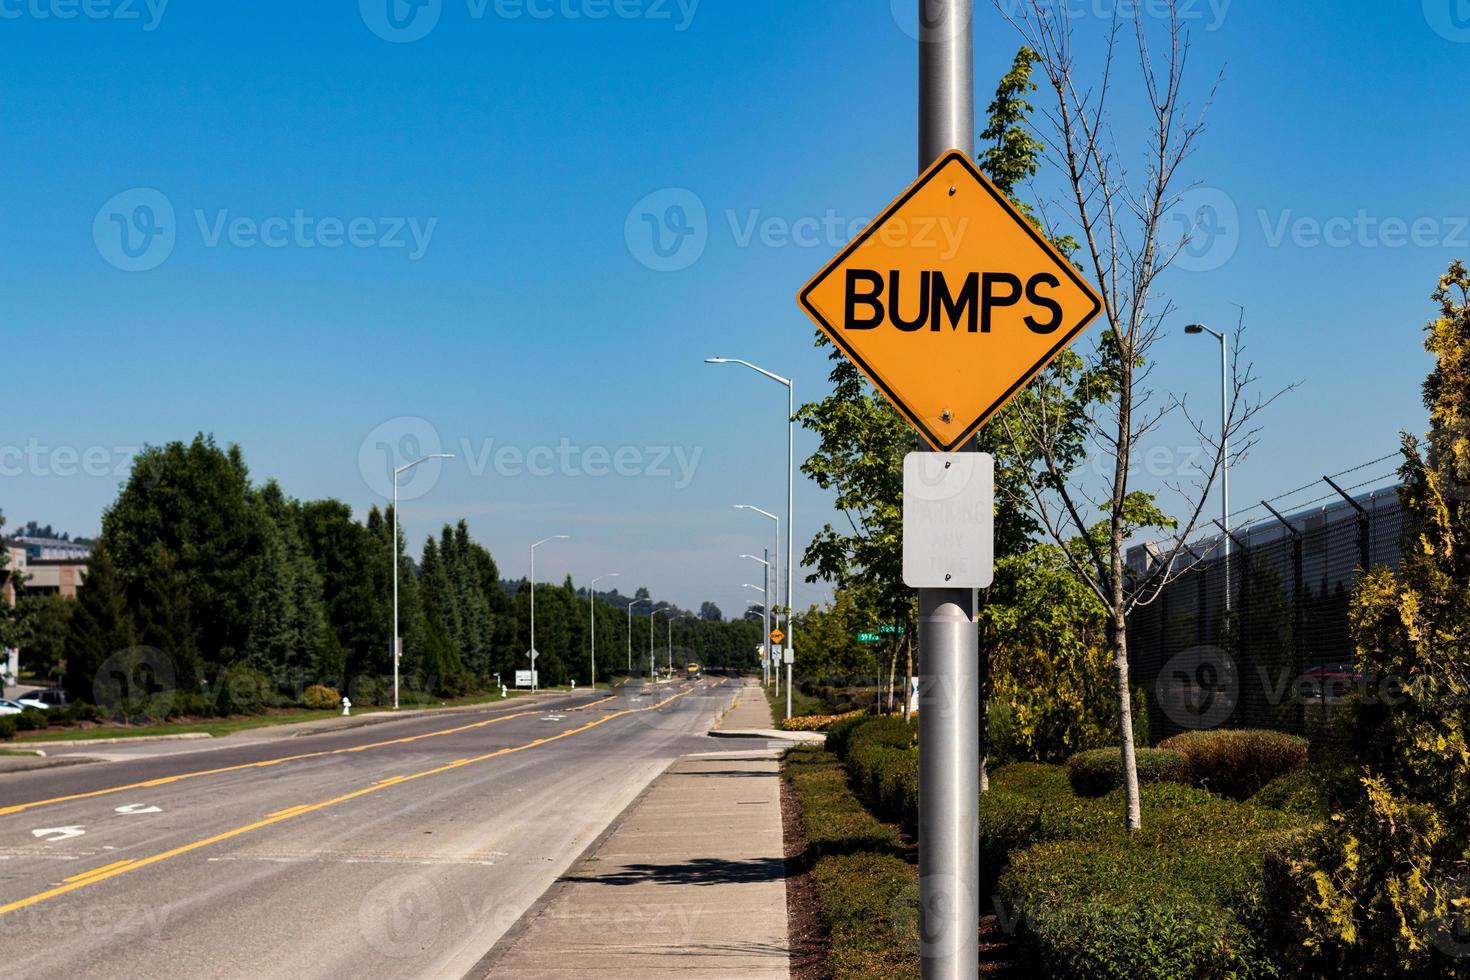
710;681;826;743
476;681;789;979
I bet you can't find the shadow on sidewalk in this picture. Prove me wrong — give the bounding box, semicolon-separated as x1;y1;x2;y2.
569;856;786;887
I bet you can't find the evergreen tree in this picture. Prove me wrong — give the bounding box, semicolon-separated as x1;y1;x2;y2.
1285;261;1470;977
63;544;136;702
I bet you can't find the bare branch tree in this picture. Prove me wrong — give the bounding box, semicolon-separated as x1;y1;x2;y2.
992;0;1288;832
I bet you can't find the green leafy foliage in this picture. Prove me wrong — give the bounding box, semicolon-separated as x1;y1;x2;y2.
1066;747;1183;797
1278;262;1470;978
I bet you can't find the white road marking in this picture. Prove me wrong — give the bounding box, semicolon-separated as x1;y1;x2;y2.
114;803;163;815
31;826;85;843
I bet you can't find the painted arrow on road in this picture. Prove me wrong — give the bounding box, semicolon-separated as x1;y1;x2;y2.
114;804;162;815
31;826;85;843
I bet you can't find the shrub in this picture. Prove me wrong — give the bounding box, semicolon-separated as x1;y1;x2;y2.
999;837;1287;980
1249;769;1326;818
215;665;275;715
169;693;218;719
777;710;862;732
812;852;920;979
67;702;105;724
15;708;49;731
842;715;915;760
824;713;874;759
1066;747;1183;797
783;747;902;858
303;684;341;711
1158;729;1309;800
784;746;917;979
0;715;17;740
847;744;919;832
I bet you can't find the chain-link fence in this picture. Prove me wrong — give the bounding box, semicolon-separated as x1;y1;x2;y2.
1127;482;1404;744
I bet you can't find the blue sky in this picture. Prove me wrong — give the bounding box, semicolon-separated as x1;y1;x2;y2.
1;1;1466;612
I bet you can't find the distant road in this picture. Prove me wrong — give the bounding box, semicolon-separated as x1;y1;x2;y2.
0;679;737;979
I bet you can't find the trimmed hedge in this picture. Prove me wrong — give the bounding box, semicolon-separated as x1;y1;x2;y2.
1158;729;1309;801
999;832;1292;980
784;747;902;858
1066;746;1183;797
0;715;16;740
812;852;920;979
784;746;918;979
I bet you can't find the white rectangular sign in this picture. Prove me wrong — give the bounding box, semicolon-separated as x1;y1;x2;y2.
902;451;994;588
514;670;538;688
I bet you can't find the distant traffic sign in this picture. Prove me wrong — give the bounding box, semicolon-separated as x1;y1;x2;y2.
769;628;785;645
878;624;907;635
797;150;1102;451
857;631;881;644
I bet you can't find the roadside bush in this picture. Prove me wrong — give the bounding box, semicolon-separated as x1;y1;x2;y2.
169;693;219;719
15;708;49;731
824;713;875;759
785;746;917;979
303;684;341;711
777;710;862;732
0;715;17;740
1158;729;1309;800
841;715;915;760
783;747;902;858
67;702;105;724
1066;747;1183;797
215;665;275;715
999;835;1288;980
847;744;919;832
812;852;920;979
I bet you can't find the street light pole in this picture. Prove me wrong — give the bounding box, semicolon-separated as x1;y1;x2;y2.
741;553;771;686
627;597;650;678
590;573;619;692
734;504;782;705
709;359;795;720
651;602;671;682
391;452;455;711
529;535;569;693
1186;323;1231;617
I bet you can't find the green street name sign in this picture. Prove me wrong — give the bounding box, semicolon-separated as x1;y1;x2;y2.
857;631;882;644
879;624;906;635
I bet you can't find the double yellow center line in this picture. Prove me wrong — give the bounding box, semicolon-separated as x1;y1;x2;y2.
0;694;621;819
0;686;693;917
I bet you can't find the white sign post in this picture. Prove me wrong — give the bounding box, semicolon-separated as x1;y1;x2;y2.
515;669;538;689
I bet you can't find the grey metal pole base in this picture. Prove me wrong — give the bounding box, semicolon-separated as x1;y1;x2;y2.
918;586;980;978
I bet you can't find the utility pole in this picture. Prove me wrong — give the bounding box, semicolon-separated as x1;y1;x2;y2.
917;2;978;977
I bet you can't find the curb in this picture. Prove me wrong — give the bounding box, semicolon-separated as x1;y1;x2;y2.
709;728;826;743
17;732;214;748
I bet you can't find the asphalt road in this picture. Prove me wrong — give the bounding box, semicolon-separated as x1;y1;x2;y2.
0;678;739;980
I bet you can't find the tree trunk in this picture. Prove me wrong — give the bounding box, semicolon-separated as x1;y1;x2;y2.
901;635;913;722
887;650;896;715
1110;612;1142;831
978;629;991;794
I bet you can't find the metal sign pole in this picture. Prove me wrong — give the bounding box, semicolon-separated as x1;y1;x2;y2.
917;2;979;977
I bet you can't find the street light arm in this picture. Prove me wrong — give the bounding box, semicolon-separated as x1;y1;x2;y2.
704;357;792;388
395;452;456;476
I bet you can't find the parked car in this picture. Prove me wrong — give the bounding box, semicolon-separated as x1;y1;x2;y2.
0;698;26;716
31;689;67;709
12;694;51;711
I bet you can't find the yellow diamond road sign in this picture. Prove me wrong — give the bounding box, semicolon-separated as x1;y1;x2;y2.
769;628;785;645
798;150;1103;451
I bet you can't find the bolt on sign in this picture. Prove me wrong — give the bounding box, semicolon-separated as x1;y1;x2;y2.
797;150;1103;452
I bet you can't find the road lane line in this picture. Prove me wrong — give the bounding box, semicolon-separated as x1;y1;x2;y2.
0;705;557;818
0;686;694;918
